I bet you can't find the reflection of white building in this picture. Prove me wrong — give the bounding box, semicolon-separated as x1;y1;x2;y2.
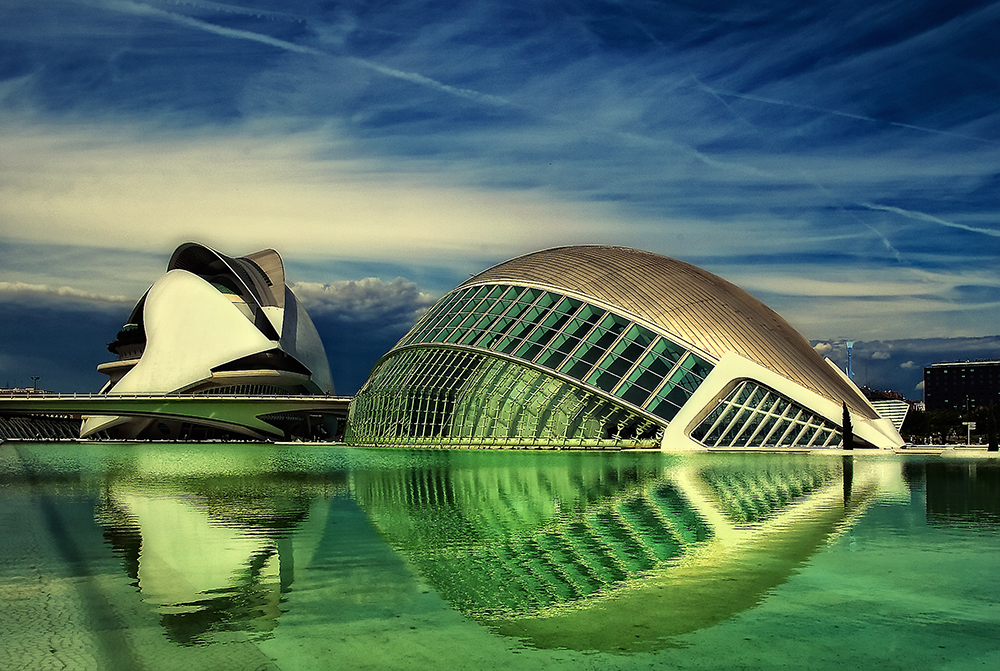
83;243;333;439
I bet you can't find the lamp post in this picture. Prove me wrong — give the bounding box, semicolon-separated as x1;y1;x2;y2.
30;376;40;393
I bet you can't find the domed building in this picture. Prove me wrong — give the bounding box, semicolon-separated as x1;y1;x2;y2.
82;243;334;440
347;246;903;450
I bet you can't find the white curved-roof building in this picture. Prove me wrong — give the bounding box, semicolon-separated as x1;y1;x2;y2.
347;246;903;450
83;243;333;439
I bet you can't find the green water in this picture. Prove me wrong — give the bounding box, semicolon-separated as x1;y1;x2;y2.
1;442;997;670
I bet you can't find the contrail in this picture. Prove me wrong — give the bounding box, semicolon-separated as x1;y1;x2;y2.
106;1;514;107
699;86;998;146
148;0;303;23
861;202;1000;238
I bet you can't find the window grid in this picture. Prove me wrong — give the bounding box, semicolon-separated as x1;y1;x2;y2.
692;381;842;448
393;283;715;421
346;348;662;447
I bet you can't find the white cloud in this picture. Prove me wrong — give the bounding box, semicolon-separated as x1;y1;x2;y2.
291;277;436;326
872;351;891;360
813;342;833;356
0;281;130;308
0;116;628;266
900;360;919;369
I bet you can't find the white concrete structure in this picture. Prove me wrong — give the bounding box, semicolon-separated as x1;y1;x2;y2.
83;243;333;439
348;245;904;450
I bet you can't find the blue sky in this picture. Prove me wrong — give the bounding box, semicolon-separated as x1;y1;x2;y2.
2;0;999;396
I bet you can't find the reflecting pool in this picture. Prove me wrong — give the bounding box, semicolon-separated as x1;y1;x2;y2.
1;443;998;670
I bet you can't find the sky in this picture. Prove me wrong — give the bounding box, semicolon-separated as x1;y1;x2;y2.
1;0;999;397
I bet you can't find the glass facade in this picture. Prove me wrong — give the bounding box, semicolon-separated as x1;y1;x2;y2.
348;283;719;447
348;282;847;450
394;284;714;421
691;380;842;449
348;348;662;447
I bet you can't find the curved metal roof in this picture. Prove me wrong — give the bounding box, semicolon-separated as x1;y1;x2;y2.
460;245;876;418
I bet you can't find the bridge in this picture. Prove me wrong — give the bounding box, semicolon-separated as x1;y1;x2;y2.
0;393;352;440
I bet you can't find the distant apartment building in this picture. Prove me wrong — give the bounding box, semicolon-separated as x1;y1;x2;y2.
924;361;1000;412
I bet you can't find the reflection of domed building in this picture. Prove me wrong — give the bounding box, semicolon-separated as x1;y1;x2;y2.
347;246;903;450
83;243;334;440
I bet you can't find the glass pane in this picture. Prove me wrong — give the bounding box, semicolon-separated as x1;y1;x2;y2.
576;305;606;324
586;327;620;350
555;297;581;314
515;342;542;361
562;358;593;379
564;318;594;340
681;353;713;378
488;299;511;315
537;348;568;369
576;342;605;365
647;397;680;421
587;369;620;393
599;313;630;335
652;337;685;365
535;292;560;309
520;288;542;303
618;383;652;407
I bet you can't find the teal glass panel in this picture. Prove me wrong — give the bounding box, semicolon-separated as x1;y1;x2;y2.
651;337;685;365
487;317;514;334
599;313;630;332
631;351;673;381
504;300;530;320
460;328;484;345
564;318;595;340
430;327;452;343
488;299;511;315
610;339;646;366
541;311;571;331
515;342;543;360
526;325;558;349
496;336;521;355
502;286;523;301
458;312;483;329
618;382;653;407
586;327;620;350
626;368;662;393
602;353;634;378
647;396;681;421
587;368;621;394
552;334;580;355
537;347;569;369
554;297;581;314
669;367;702;393
579;342;605;365
486;285;508;299
519;288;542;303
626;324;658;348
562;358;593;380
506;319;536;340
535;291;559;309
663;384;692;408
576;305;606;324
680;353;713;378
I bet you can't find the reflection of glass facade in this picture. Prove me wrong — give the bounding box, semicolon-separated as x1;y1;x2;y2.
349;283;714;447
347;246;900;450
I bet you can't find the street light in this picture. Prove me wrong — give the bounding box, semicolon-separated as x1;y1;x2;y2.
30;376;39;393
